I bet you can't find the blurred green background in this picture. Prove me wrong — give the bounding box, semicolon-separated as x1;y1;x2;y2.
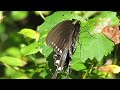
0;11;52;79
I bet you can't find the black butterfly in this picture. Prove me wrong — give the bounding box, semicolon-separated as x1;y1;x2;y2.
46;19;80;79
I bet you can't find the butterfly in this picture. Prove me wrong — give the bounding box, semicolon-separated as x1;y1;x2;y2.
46;19;80;79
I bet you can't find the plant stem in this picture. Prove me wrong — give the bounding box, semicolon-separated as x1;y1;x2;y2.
39;11;45;20
82;64;94;79
29;55;37;66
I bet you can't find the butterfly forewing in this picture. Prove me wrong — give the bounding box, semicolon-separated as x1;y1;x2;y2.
71;21;80;54
46;20;75;55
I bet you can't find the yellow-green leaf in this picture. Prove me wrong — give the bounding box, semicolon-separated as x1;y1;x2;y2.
98;65;120;74
18;28;39;41
0;56;26;67
21;42;40;56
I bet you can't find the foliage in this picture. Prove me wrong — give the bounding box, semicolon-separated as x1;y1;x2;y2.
0;11;120;79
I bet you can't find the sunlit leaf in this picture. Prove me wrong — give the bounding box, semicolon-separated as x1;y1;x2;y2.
21;42;40;56
0;56;26;67
74;11;118;62
71;59;86;71
74;33;114;62
39;69;48;78
18;28;39;42
11;11;28;21
5;47;22;58
98;65;120;74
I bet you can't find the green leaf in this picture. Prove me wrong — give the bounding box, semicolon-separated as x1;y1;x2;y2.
0;56;26;67
11;11;28;21
71;59;86;71
18;28;39;41
5;47;21;58
83;11;119;33
73;11;118;62
5;66;29;79
83;11;99;20
21;42;40;56
5;65;16;77
39;69;48;78
74;33;114;62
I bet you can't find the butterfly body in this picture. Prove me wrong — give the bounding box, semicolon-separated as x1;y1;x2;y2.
46;20;80;79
